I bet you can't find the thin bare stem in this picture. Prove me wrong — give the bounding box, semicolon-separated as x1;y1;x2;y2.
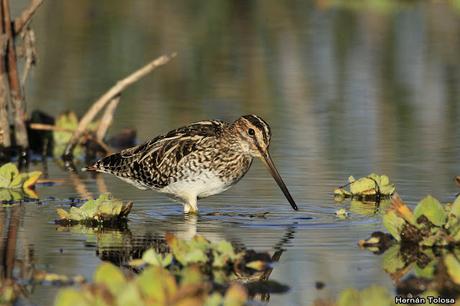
2;0;29;148
96;96;120;142
20;27;36;88
13;0;43;35
63;53;176;160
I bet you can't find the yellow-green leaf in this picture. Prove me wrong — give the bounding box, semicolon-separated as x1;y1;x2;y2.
94;262;126;295
414;195;447;227
383;210;405;241
444;254;460;285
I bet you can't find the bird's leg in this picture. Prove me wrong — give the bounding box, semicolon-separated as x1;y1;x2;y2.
183;196;198;214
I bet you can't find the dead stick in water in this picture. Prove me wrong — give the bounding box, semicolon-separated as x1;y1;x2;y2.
30;123;73;132
2;0;29;149
13;0;44;35
63;53;176;160
96;95;120;142
30;123;112;154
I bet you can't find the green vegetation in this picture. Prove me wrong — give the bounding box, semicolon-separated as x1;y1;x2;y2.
55;262;248;306
130;233;270;274
55;193;133;226
382;194;459;246
313;285;396;306
334;173;395;202
54;234;280;306
0;279;20;306
53;111;99;158
0;162;42;200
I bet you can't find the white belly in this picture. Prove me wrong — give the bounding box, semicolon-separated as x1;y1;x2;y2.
159;170;231;201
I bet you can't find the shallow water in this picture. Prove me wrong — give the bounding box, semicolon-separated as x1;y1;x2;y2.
4;1;460;305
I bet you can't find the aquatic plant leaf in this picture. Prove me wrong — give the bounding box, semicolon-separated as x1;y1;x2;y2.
336;174;395;201
390;194;416;226
213;240;237;260
444;254;460;285
79;199;98;218
54;288;90;306
69;207;85;221
333;188;351;202
180;266;204;286
184;249;208;265
223;283;247;306
94;262;127;295
116;282;143;306
0;189;23;201
414;195;447;227
137;266;177;303
98;200;123;217
382;210;405;241
337;288;360;306
382;245;405;274
350;176;377;195
0;163;18;187
166;233;199;266
56;208;70;220
450;195;460;218
204;293;223;306
359;285;393;306
23;171;42;189
55;193;132;223
142;249;172;267
414;260;436;279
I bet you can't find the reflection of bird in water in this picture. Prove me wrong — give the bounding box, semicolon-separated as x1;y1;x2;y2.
85;115;298;213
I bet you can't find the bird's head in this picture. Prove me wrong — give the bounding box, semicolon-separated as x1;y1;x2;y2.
232;114;298;211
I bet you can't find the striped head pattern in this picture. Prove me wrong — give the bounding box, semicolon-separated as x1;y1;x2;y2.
233;114;272;157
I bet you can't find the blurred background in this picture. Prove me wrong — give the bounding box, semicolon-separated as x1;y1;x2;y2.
7;0;460;305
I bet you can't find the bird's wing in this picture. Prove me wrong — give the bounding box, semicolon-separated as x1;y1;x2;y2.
123;120;226;163
96;120;227;188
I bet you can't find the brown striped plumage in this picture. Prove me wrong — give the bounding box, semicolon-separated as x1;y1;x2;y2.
86;115;298;213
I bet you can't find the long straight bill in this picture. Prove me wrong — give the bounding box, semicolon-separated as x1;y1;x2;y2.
259;150;298;211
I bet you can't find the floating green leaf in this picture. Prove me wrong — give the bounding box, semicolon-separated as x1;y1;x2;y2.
414;195;447;227
335;173;395;201
54;288;89;306
382;245;405;274
141;249;172;267
444;254;460;285
334;286;395;306
94;262;127;295
55;193;133;226
382;210;405;241
0;163;42;193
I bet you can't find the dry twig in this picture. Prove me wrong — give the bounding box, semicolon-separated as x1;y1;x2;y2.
63;53;176;160
96;95;120;142
2;0;29;148
13;0;44;35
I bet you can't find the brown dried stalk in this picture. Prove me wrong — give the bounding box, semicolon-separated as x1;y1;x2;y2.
63;53;177;161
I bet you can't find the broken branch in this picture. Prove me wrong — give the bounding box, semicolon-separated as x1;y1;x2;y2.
62;52;176;160
13;0;44;35
96;95;120;142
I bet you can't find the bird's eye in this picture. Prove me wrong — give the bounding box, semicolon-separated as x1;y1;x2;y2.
248;128;255;136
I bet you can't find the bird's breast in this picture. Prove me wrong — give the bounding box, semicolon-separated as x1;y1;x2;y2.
159;152;253;199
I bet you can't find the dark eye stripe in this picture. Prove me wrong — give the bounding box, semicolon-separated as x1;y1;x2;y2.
242;114;270;144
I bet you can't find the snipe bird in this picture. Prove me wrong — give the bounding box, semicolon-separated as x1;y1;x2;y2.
86;115;298;213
